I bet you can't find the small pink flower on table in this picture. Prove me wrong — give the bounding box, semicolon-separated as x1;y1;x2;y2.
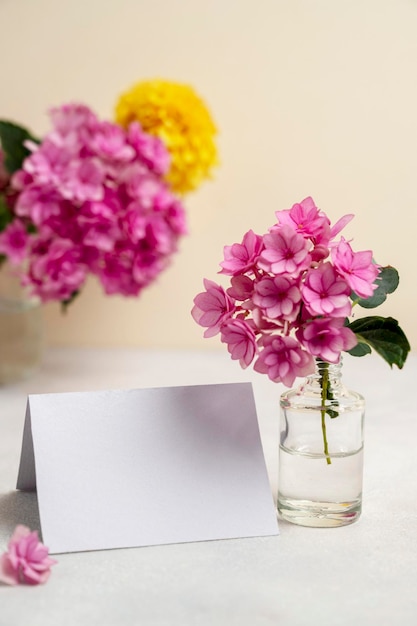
0;525;56;586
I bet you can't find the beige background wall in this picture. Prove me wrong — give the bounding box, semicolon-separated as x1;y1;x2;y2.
0;0;416;351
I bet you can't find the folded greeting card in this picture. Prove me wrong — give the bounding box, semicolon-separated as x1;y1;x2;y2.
17;382;278;554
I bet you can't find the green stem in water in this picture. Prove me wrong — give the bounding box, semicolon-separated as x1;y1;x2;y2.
320;364;332;465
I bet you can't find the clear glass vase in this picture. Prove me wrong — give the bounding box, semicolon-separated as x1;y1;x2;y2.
0;263;43;384
278;359;365;527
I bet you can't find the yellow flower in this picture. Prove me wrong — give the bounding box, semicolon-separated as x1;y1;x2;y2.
115;79;218;194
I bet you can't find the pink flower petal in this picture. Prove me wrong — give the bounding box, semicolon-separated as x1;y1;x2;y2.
0;525;57;586
0;553;19;586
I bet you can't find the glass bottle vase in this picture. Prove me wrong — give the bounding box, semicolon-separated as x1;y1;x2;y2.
277;359;365;527
0;262;43;384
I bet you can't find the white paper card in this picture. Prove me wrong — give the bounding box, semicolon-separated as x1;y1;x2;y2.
17;382;278;554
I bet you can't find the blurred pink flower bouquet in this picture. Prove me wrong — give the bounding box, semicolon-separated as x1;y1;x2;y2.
193;197;409;384
0;104;187;305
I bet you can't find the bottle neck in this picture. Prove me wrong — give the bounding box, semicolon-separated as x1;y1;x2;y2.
307;358;343;386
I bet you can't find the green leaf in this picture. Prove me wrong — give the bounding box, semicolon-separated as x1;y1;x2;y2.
352;266;399;309
61;290;80;313
0;193;12;232
377;266;399;293
347;316;410;369
348;342;372;357
0;120;40;174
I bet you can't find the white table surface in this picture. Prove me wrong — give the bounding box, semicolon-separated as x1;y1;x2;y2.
0;348;416;626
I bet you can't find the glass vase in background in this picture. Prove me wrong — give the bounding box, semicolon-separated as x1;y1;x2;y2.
278;359;365;527
0;262;43;384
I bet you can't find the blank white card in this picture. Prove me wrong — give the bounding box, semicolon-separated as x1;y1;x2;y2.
17;382;278;553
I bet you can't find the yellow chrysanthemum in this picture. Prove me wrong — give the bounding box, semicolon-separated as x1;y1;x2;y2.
115;79;218;194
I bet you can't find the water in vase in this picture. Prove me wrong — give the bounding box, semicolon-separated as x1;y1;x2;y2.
278;445;363;527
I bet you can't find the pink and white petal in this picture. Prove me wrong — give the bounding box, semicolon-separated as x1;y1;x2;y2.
0;553;19;586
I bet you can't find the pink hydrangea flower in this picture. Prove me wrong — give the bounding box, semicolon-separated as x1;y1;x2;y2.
80;217;121;253
310;243;330;263
145;214;177;255
0;220;29;265
220;229;264;276
85;189;122;221
164;199;188;237
329;213;354;240
301;262;352;317
132;250;168;290
127;122;170;177
22;138;74;187
59;158;105;203
296;317;358;363
226;275;255;301
275;197;354;258
15;186;62;225
88;121;135;162
251;306;286;332
192;197;391;388
259;224;311;277
98;250;139;296
49;102;98;136
192;279;236;338
26;238;87;302
332;238;379;299
124;206;151;243
5;103;187;303
0;525;57;586
275;196;331;243
253;275;301;321
122;165;164;207
220;318;257;368
254;335;315;387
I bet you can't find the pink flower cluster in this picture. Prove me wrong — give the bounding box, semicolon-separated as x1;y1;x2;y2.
0;104;187;301
0;525;56;585
192;197;380;387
